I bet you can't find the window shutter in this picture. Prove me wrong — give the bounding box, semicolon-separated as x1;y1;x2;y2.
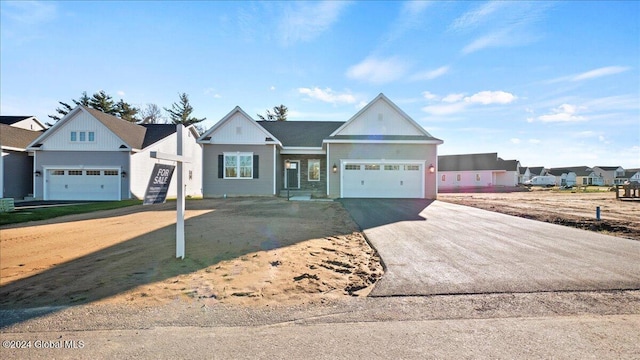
218;155;224;178
253;155;259;179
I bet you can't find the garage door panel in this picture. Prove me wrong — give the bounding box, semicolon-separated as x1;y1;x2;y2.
342;162;423;198
47;169;119;201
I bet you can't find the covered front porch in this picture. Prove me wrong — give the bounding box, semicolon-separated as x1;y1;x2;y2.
279;155;330;198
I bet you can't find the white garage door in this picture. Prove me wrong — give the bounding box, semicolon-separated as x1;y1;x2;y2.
342;162;424;198
47;169;120;201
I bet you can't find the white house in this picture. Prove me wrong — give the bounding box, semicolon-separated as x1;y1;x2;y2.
27;106;202;201
437;153;520;191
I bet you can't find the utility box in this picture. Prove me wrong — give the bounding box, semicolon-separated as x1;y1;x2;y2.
0;198;15;213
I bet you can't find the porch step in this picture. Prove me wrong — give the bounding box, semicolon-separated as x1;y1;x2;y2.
278;189;330;199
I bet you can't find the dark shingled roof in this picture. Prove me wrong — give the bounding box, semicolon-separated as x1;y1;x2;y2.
140;124;177;148
439;153;503;171
550;166;592;176
257;121;343;147
593;166;622;171
0;124;42;150
0;116;34;126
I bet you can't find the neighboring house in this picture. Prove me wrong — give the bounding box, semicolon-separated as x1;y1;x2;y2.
197;93;443;199
437;153;520;191
591;166;625;186
626;169;640;184
0;123;42;199
518;167;530;184
0;115;46;131
526;166;548;178
558;166;604;186
547;168;577;187
27;106;202;201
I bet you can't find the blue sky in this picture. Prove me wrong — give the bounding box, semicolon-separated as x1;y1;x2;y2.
1;1;638;168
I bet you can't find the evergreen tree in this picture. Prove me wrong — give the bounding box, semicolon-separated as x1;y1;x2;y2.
48;91;139;125
257;104;288;121
116;99;140;123
164;92;206;126
89;90;117;115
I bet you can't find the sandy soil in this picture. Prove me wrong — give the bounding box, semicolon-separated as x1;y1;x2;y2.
439;189;640;241
0;198;382;308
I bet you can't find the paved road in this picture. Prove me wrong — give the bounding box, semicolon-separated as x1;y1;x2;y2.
2;315;638;359
339;199;640;296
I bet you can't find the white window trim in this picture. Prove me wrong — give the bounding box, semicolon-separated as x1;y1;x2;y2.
308;159;321;182
70;130;96;143
223;152;253;179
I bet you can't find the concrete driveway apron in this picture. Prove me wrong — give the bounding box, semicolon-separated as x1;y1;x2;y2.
339;199;640;296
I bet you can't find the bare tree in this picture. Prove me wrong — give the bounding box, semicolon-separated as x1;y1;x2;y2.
257;104;288;121
139;103;164;124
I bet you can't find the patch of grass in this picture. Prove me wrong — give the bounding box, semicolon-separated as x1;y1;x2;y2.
0;199;142;226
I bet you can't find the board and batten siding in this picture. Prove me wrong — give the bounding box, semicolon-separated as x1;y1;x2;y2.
327;143;438;199
33;151;130;200
337;100;424;136
207;112;271;144
37;111;128;151
202;144;275;197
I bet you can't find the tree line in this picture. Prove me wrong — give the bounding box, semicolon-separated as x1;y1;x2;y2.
48;91;206;127
48;91;289;128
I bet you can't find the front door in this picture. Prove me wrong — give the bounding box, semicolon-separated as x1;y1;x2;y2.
285;160;300;189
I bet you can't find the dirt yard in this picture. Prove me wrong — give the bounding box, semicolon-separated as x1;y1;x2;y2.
439;189;640;241
0;198;382;309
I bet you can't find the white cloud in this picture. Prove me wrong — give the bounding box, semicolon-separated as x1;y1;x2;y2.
422;91;439;101
410;65;450;81
2;1;57;25
538;104;586;122
421;90;517;116
117;90;126;97
528;139;541;144
421;102;468;116
442;93;465;103
278;1;349;46
298;87;356;104
510;138;521;144
450;1;506;31
270;86;276;91
464;90;517;105
454;2;551;54
346;57;408;84
572;66;630;81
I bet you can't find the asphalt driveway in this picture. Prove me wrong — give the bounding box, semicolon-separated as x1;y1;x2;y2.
339;199;640;296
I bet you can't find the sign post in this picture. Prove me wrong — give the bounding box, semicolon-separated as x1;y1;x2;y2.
148;125;192;259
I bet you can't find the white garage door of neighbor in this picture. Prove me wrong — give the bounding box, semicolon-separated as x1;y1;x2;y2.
342;163;423;198
47;169;120;200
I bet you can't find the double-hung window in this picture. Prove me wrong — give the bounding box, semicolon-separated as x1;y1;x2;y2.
224;153;253;179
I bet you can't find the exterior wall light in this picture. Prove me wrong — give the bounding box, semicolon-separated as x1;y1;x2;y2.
332;163;338;173
428;164;435;174
121;171;127;178
285;160;291;170
34;170;42;177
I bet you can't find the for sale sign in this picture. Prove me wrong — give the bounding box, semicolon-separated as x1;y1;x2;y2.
143;163;175;205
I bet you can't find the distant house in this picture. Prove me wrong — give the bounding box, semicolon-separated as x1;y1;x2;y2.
0;122;43;199
556;166;603;186
518;167;531;184
547;168;577;187
437;153;520;191
0;115;46;132
27;106;202;201
527;166;548;178
626;169;640;184
591;166;625;186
